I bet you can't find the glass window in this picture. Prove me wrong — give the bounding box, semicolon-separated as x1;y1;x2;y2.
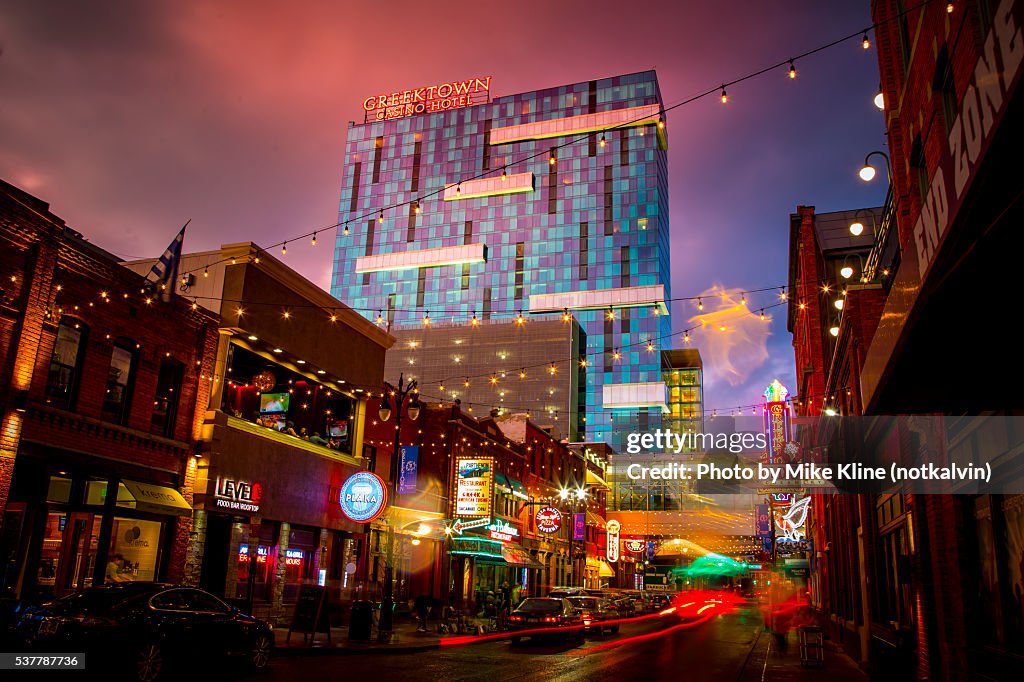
103;343;136;424
108;518;163;583
47;320;86;409
151;589;191;611
151;358;183;438
181;589;229;613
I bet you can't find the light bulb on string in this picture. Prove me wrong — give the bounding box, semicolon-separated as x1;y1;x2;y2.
471;312;479;327
549;148;556;165
343;224;350;237
697;298;704;311
599;133;606;149
684;331;690;343
947;3;954;13
378;210;384;224
413;201;420;214
562;308;571;323
515;311;525;326
788;60;797;79
203;267;209;278
720;87;728;104
281;242;287;255
501;167;507;181
658;114;665;130
423;311;431;326
376;310;384;325
311;232;317;247
779;288;788;301
760;309;766;320
862;32;870;49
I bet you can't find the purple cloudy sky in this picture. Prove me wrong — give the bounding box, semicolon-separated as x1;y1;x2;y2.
0;0;887;414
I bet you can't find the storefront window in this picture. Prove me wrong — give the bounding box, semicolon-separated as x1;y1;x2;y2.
37;513;65;588
236;522;277;602
221;343;355;454
151;358;183;438
282;526;317;603
107;518;162;582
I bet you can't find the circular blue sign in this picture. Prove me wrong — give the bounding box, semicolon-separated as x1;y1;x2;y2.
339;472;388;523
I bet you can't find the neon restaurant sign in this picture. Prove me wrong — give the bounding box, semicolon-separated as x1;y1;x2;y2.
362;76;492;121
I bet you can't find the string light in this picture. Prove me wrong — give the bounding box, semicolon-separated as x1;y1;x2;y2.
471;312;479;327
281;242;287;255
413;201;420;214
658;114;665;129
788;60;797;79
562;308;571;323
599;133;606;148
329;311;338;323
613;349;621;361
515;311;525;326
946;2;954;12
343;224;350;237
720;87;728;104
464;377;471;388
740;292;747;306
760;309;766;320
311;232;317;247
423;311;431;326
606;306;615;320
646;339;655;352
549;363;557;376
684;331;690;343
698;298;704;311
549;147;556;165
579;358;588;368
501;167;507;181
862;32;870;49
490;375;499;385
376;310;384;325
519;368;526;379
203;267;209;278
779;288;788;301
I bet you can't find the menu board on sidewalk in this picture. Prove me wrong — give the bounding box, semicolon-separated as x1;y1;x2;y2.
287;584;331;646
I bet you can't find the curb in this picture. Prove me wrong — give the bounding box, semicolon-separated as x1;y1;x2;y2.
273;641;442;656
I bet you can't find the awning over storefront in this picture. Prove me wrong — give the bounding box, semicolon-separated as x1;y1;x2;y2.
121;480;192;517
599;560;615;577
586;510;606;528
502;544;544;569
494;473;512;493
585;469;610;489
507;478;528;499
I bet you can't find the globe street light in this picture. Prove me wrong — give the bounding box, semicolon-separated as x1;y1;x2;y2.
375;372;420;641
859;150;892;183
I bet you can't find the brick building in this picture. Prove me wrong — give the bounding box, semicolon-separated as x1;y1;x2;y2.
0;180;219;600
789;1;1024;678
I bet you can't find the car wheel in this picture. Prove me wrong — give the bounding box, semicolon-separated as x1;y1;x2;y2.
135;642;163;682
250;633;272;670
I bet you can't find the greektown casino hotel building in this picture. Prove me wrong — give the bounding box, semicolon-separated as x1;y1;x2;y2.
332;71;672;443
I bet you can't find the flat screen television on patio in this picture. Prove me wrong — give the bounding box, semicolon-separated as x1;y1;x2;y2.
259;392;290;414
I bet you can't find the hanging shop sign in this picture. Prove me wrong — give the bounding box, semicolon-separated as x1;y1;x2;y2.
535;507;563;534
362;76;493;121
454;458;494;518
338;471;388;523
623;539;646;553
774;495;811;542
606;519;620;563
398;446;419;495
756;503;771;537
487;519;521;543
213;477;262;514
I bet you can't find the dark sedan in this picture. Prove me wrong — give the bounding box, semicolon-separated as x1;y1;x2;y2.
566;596;620;634
507;597;584;643
16;582;273;681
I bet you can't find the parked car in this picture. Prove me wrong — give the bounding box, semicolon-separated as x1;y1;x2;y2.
508;597;584;643
566;596;619;634
547;586;586;599
16;582;273;681
619;590;648;614
606;595;636;618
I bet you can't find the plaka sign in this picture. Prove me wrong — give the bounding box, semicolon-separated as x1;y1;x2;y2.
338;472;388;523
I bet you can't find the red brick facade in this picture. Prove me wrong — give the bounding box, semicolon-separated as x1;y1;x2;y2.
0;180;218;598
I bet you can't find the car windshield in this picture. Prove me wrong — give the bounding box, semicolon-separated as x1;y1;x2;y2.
515;599;563;613
567;597;598;609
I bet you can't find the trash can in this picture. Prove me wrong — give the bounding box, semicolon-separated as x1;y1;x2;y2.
798;626;824;667
349;600;373;641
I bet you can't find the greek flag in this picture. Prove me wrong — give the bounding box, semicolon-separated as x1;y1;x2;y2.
148;221;189;302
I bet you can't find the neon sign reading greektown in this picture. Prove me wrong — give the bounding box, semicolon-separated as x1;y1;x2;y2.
362;76;493;121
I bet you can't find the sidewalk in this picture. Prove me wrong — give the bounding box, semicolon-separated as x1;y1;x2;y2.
745;628;867;681
273;619;443;656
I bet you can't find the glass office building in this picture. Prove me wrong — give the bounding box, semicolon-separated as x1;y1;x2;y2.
332;71;672;443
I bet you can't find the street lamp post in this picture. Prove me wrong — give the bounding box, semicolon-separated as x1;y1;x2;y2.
375;373;421;642
858;150;892;184
559;486;587;587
